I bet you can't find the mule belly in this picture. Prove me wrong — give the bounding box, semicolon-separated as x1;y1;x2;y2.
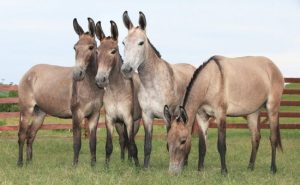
226;96;266;116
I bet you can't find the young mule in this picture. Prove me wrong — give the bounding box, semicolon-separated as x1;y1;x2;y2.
95;20;141;166
121;11;196;168
164;55;284;175
17;18;104;166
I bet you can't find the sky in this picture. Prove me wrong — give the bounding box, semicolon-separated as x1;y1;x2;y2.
0;0;299;84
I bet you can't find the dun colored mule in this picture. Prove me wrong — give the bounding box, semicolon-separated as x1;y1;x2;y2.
164;55;284;175
17;18;104;167
95;20;141;166
121;11;196;168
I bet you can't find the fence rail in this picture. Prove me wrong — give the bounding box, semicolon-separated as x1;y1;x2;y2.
0;77;300;131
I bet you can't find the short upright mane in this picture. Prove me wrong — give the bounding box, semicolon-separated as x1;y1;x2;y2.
147;38;161;58
182;56;216;107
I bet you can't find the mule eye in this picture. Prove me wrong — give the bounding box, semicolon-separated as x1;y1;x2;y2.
89;45;94;50
138;41;144;46
122;41;125;46
180;140;186;145
111;49;117;54
73;46;76;50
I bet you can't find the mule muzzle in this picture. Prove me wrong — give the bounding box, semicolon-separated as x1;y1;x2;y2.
121;64;133;79
95;76;108;88
168;161;184;175
73;68;86;81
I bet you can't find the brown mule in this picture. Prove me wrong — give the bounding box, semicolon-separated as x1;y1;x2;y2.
17;18;104;167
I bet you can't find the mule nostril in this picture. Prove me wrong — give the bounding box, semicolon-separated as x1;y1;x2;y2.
101;77;106;82
79;71;83;77
128;67;132;73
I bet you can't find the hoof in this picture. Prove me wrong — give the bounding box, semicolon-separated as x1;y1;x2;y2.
198;166;204;171
73;161;78;167
91;160;96;167
247;164;254;171
17;161;23;167
221;168;228;176
134;159;140;167
270;165;277;174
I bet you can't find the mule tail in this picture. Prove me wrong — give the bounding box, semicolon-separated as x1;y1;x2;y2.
276;115;283;152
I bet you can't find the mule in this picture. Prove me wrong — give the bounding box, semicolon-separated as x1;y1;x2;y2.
121;11;196;168
17;18;104;167
164;55;284;175
94;20;141;166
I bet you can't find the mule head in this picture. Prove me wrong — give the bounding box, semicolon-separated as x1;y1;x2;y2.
94;20;119;88
121;11;149;78
73;18;97;81
164;105;191;175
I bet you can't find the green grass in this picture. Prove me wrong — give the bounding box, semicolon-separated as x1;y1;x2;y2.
0;128;299;185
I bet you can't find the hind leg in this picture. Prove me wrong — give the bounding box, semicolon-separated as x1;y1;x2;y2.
18;109;32;166
196;112;210;171
115;122;127;161
267;97;282;174
247;111;261;170
26;107;46;163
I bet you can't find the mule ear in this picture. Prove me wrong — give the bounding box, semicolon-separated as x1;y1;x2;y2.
87;17;96;37
95;21;105;41
179;106;188;124
110;20;118;41
123;11;133;30
73;18;84;36
163;105;172;125
138;11;147;30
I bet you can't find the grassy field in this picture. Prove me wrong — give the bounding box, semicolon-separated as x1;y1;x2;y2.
0;128;299;185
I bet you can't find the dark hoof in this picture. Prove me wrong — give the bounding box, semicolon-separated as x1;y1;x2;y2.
270;165;277;174
221;168;228;176
73;161;78;167
247;164;254;171
91;160;96;167
17;161;23;167
134;159;140;167
198;166;204;171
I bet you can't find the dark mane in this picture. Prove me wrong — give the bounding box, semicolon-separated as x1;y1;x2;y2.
147;38;161;58
182;56;216;107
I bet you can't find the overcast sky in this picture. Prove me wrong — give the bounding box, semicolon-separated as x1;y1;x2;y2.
0;0;299;84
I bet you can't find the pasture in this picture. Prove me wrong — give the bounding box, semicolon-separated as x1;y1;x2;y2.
0;128;299;185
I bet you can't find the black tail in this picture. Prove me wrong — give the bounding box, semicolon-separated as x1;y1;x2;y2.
276;115;283;152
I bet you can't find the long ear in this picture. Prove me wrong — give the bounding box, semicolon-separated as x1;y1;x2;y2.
87;17;96;37
179;106;188;124
138;11;147;30
95;21;105;41
73;18;84;36
163;105;172;125
110;20;118;41
123;11;133;30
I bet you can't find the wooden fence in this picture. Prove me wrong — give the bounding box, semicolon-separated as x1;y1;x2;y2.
0;77;300;131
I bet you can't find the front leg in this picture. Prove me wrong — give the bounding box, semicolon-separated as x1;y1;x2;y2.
105;116;114;167
142;113;153;169
72;112;83;166
124;116;140;167
88;112;100;167
196;113;210;171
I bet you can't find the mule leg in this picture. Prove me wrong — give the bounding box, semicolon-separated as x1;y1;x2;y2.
88;112;100;167
105;117;114;166
216;117;227;175
267;97;282;174
72;112;83;166
26;107;46;163
17;109;32;166
124;116;139;167
115;123;126;161
247;111;261;171
196;113;210;171
142;113;153;169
